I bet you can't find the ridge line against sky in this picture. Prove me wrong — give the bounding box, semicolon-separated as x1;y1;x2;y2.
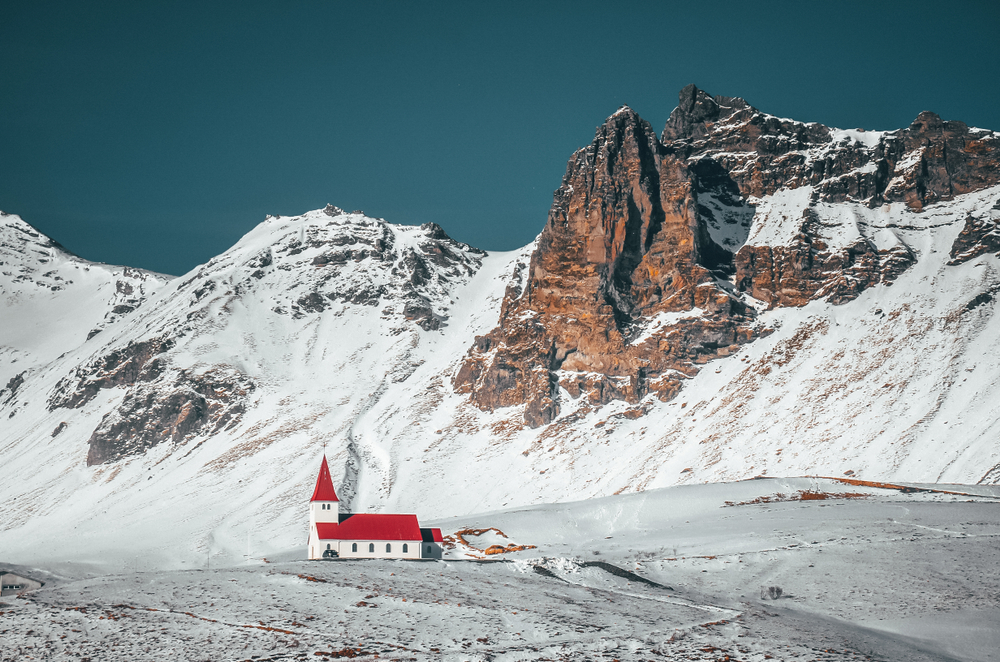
2;0;998;276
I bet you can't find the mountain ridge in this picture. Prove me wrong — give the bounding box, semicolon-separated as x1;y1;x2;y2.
456;84;1000;427
2;85;1000;563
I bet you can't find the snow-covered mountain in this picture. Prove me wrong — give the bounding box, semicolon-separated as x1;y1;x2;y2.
2;85;1000;565
0;211;168;374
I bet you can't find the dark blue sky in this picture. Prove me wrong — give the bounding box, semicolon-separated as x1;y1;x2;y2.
2;1;998;275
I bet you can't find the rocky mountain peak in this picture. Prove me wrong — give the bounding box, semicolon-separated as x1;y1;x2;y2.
0;213;170;383
586;104;659;162
456;86;1000;426
455;92;760;427
661;84;752;142
37;207;489;466
1;210;69;258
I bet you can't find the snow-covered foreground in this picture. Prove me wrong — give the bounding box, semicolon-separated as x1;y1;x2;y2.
4;478;999;662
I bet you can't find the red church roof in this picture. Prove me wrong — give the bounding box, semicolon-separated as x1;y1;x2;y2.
316;514;422;541
310;455;339;502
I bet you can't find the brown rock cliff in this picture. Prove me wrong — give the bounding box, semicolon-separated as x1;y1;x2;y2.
455;107;756;426
457;86;1000;425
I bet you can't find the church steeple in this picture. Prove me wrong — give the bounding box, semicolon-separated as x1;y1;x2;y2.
308;455;340;550
310;455;339;502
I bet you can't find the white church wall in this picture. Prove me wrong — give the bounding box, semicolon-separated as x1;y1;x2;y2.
336;540;422;559
311;502;339;524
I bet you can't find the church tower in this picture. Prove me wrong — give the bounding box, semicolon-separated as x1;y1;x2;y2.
307;455;339;558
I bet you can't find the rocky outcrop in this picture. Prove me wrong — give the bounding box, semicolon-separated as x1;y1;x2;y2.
735;239;915;309
48;338;175;410
662;84;1000;210
457;85;1000;424
455;107;758;426
259;216;482;328
47;336;255;465
948;199;1000;265
1;371;26;406
85;368;254;465
883;113;1000;211
733;202;916;308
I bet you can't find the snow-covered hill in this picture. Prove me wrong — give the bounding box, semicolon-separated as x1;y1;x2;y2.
0;210;168;378
3;87;1000;567
4;478;999;661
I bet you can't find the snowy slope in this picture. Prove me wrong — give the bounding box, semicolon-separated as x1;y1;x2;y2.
0;206;526;566
3;478;999;662
2;181;1000;567
0;211;169;384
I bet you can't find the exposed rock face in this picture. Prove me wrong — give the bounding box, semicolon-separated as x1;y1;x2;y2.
455;107;757;426
1;371;26;406
662;85;998;309
736;236;915;308
948;199;1000;265
457;85;1000;425
84;368;254;465
254;215;481;328
662;85;1000;209
47;337;255;465
732;194;917;308
48;338;175;410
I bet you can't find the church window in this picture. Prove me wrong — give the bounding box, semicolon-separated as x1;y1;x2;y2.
386;543;392;553
326;544;331;550
368;543;375;553
426;545;432;554
352;543;357;553
402;544;408;553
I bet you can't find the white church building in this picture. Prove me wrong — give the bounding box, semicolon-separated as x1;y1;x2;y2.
307;455;443;560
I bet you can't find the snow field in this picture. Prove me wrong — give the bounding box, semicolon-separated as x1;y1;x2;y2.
3;478;998;661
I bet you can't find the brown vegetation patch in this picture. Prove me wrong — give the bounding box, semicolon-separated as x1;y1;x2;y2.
725;490;868;506
297;574;327;583
313;649;369;659
204;412;331;472
81;602;296;634
484;543;536;555
489;418;524;438
443;527;537;556
825;475;990;497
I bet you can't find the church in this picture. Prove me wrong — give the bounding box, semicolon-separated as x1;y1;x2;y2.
307;455;443;560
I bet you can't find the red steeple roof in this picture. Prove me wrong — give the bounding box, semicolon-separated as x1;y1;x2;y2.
310;455;339;502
